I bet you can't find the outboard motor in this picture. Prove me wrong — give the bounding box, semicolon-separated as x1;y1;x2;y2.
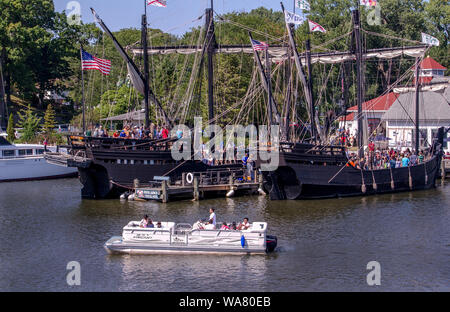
265;235;277;253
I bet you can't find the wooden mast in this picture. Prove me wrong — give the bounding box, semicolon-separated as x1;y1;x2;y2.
248;32;284;137
414;57;421;153
205;1;216;122
305;30;316;140
352;9;364;159
280;2;319;142
142;5;150;128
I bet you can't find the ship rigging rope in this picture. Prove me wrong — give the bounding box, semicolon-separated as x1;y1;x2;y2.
170;27;203;121
213;11;281;42
312;49;429;162
361;29;423;46
181;32;209;123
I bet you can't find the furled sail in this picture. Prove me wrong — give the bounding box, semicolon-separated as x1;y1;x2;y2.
131;45;428;65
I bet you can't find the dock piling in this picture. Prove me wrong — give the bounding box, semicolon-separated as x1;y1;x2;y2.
162;180;168;203
193;177;199;201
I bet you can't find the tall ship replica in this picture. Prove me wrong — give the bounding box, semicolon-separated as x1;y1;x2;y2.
54;1;448;199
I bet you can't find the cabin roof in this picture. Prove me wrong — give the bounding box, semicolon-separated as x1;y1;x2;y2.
382;87;450;122
339;112;354;122
347;92;399;112
420;56;447;70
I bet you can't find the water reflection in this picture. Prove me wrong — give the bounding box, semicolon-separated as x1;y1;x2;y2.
109;253;269;292
0;178;448;291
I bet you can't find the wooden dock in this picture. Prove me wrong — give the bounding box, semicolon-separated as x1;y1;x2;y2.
134;169;264;203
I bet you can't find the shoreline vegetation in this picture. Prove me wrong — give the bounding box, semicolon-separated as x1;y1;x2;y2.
0;0;448;143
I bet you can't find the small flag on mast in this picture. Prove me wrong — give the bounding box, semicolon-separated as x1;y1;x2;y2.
308;20;326;33
284;10;305;25
360;0;377;6
250;39;269;51
81;50;111;75
147;0;167;7
421;32;440;46
295;0;310;11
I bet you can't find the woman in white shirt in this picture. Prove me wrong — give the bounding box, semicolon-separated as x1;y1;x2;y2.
209;208;216;226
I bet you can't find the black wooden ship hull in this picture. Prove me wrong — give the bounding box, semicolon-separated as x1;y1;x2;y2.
68;136;241;199
260;139;444;200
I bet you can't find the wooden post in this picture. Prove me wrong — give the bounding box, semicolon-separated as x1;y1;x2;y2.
133;178;140;189
193;177;199;201
182;172;186;187
161;180;168;203
442;155;446;183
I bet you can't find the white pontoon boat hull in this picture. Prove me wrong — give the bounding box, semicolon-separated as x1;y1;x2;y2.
104;221;277;255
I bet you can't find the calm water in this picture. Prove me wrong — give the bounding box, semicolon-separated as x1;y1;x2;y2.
0;178;449;291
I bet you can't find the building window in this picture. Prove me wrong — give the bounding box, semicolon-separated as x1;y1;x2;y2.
412;129;428;150
2;150;15;157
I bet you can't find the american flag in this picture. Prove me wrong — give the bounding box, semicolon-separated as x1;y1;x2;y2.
147;0;167;7
81;50;111;75
250;39;269;51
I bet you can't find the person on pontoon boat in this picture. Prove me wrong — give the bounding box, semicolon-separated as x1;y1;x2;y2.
237;218;251;230
140;215;149;228
146;219;154;228
156;221;162;228
209;208;216;226
204;220;216;230
220;222;230;230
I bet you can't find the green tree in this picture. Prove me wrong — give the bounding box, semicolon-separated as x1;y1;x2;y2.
43;103;56;134
17;105;41;142
0;0;94;108
6;113;14;141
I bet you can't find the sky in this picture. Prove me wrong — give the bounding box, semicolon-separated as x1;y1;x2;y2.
54;0;299;36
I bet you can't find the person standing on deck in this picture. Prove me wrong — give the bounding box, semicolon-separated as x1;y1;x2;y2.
43;137;48;151
161;125;169;139
402;154;410;167
208;208;216;227
368;141;375;169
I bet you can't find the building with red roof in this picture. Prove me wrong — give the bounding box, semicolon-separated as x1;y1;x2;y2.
339;92;399;136
414;56;447;84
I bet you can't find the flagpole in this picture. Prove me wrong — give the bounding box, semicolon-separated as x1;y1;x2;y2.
142;3;150;128
80;44;86;134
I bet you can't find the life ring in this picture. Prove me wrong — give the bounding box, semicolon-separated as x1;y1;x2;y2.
186;172;194;184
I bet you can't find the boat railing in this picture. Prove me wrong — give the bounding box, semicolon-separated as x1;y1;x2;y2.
123;221;266;247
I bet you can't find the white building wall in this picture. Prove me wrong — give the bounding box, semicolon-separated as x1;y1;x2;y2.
386;120;450;153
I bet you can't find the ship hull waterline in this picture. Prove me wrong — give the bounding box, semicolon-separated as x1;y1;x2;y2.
261;153;441;200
